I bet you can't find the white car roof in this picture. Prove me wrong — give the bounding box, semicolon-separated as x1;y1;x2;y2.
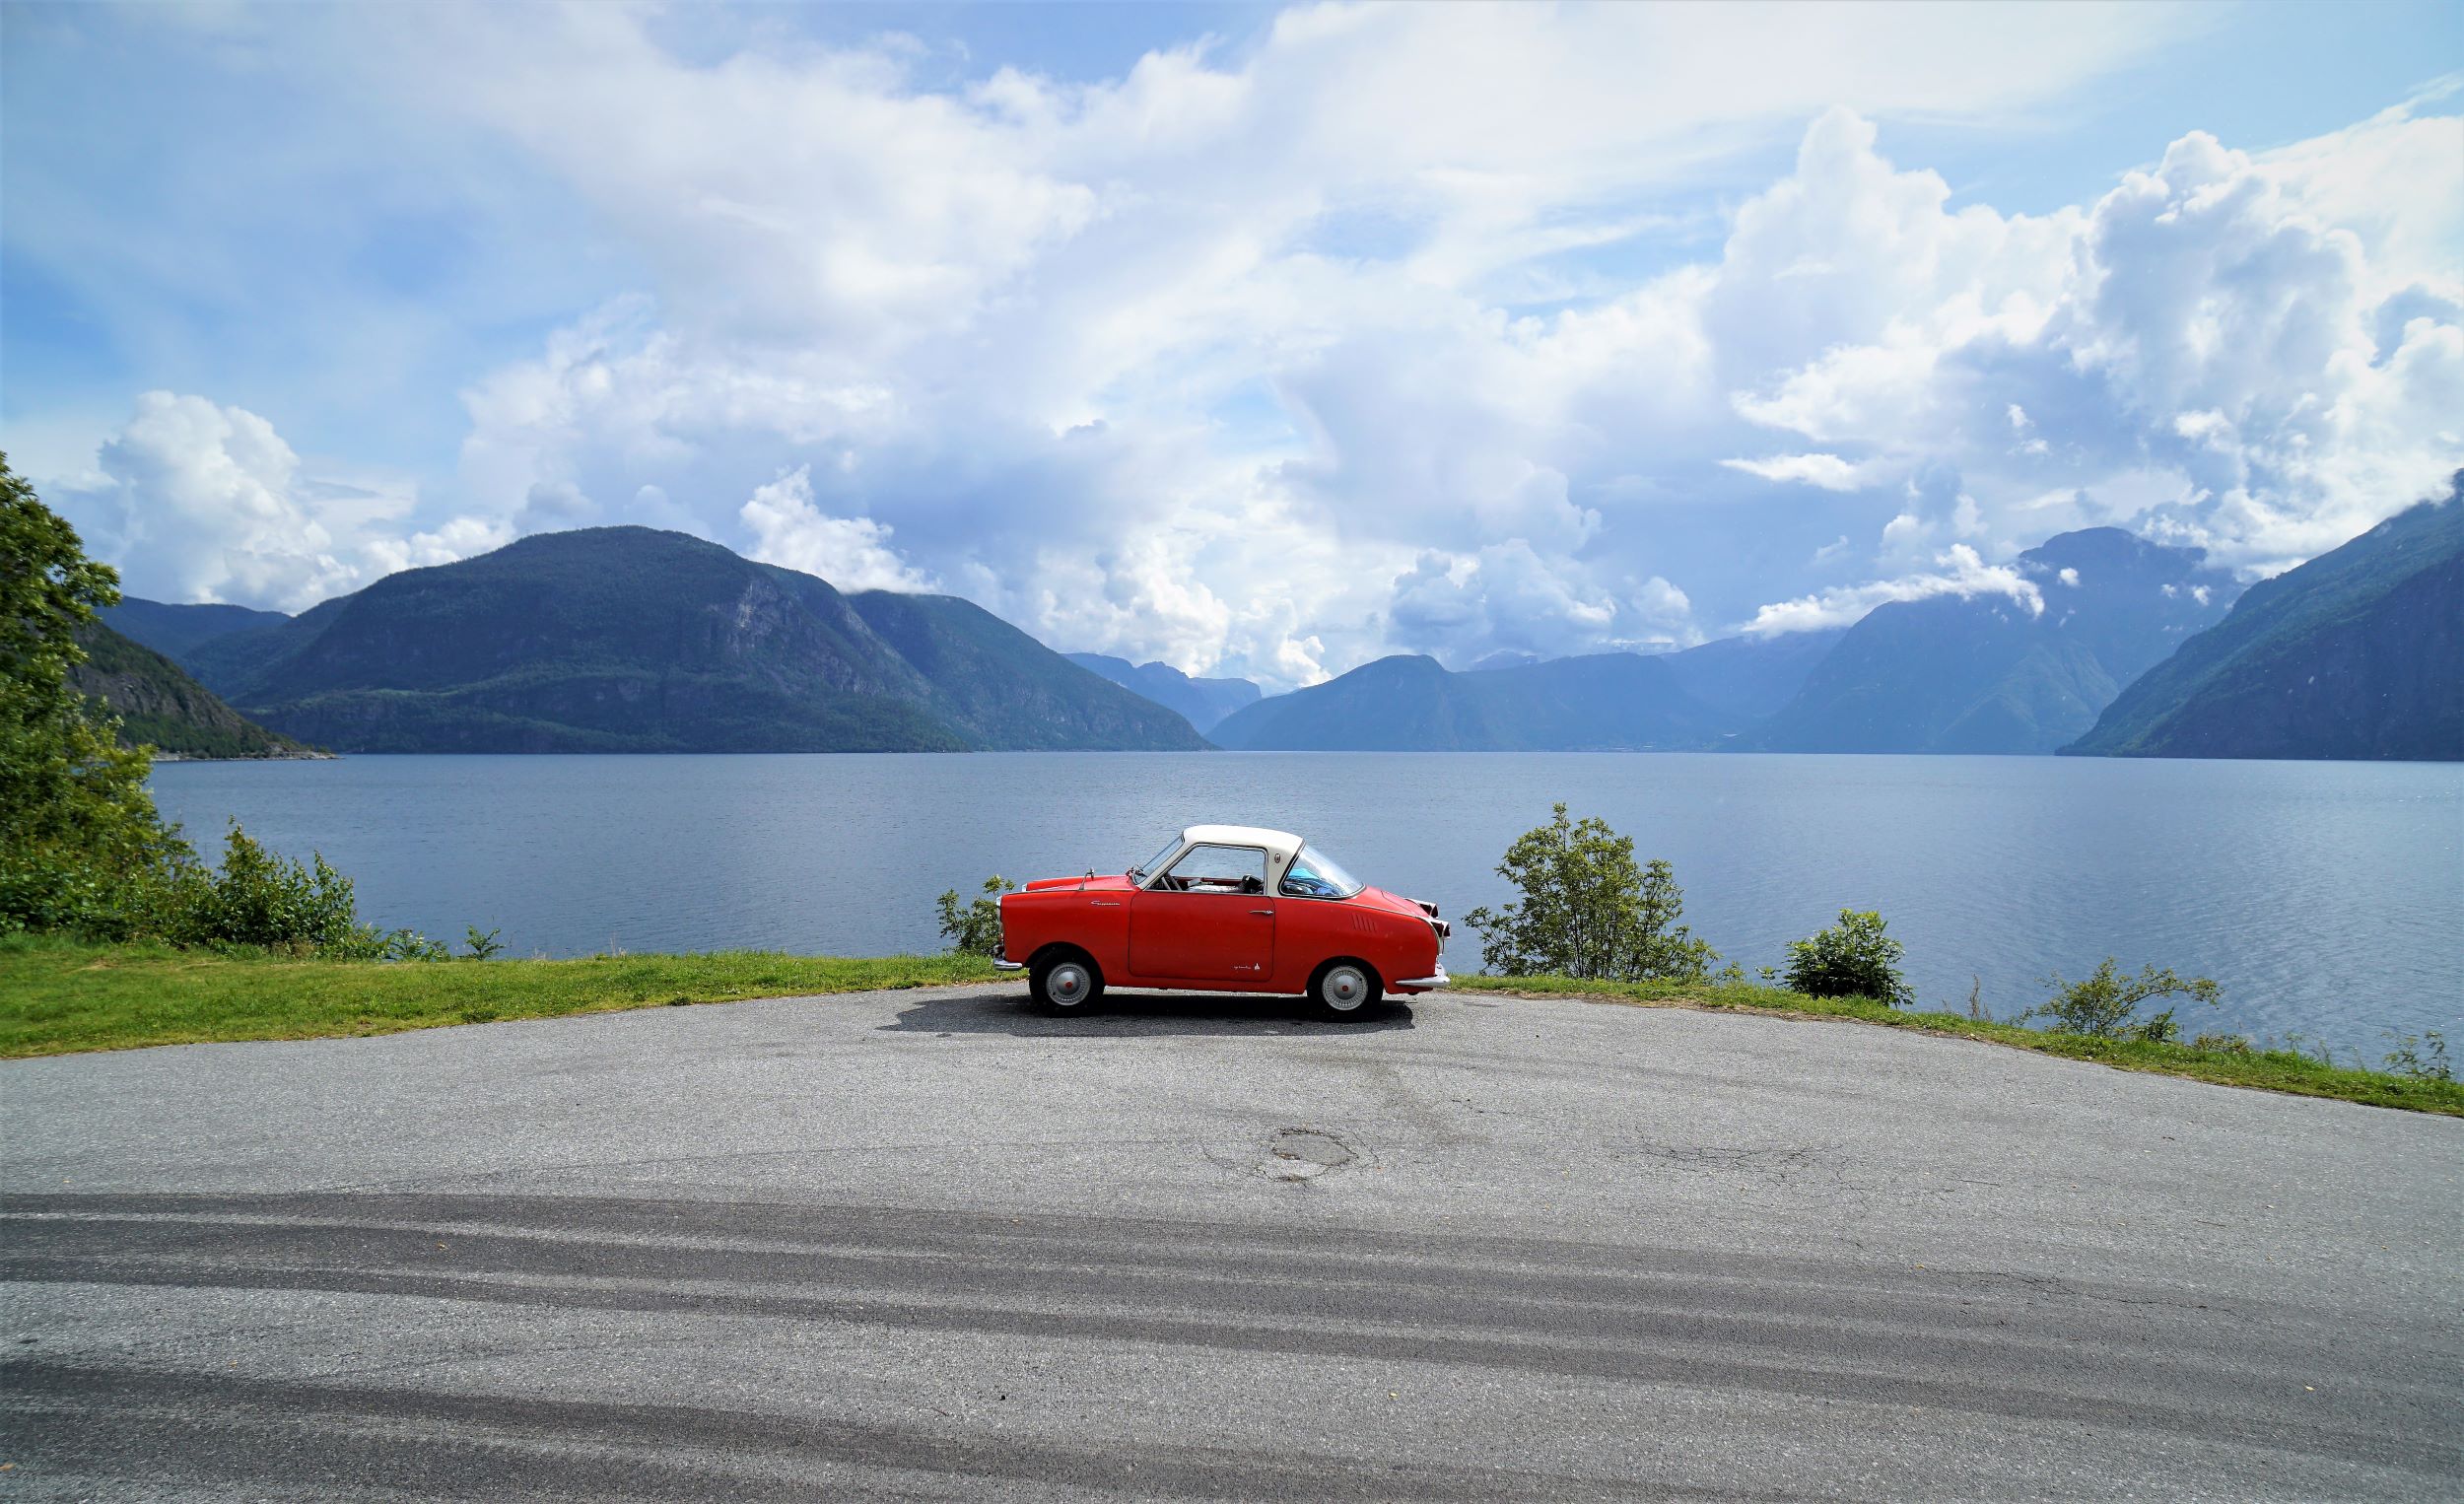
1179;824;1304;862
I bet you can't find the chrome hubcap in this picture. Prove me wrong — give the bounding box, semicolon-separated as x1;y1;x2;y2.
1324;966;1368;1010
1048;963;1090;1006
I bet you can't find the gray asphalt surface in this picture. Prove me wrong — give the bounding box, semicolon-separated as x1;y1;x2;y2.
4;984;2459;1500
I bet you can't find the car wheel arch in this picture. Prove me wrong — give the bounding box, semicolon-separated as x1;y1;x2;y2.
1026;941;1097;973
1308;956;1383;1017
1310;955;1382;992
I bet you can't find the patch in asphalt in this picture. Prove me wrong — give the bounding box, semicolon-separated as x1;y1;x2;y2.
1262;1127;1355;1182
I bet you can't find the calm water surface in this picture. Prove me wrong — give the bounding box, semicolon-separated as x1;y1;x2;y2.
151;753;2462;1049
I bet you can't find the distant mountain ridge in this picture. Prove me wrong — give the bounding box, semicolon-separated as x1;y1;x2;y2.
71;622;316;760
2066;486;2462;761
1655;629;1845;722
1064;653;1261;733
1743;528;2242;754
178;527;1207;754
1205;627;1842;752
1209;651;1728;751
101;597;291;660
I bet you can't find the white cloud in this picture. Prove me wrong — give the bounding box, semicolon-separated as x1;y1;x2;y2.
1719;452;1880;491
34;6;2455;690
1743;544;2045;636
380;3;2228;687
62;391;506;611
739;467;934;594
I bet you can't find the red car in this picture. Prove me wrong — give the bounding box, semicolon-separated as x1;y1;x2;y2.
994;824;1451;1017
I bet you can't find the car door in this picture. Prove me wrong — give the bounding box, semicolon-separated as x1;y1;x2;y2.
1129;843;1275;982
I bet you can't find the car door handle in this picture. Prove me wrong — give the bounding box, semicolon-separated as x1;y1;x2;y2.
1250;909;1273;916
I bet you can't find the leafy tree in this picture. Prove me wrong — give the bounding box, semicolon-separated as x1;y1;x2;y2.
2022;958;2220;1042
0;460;439;958
936;875;1016;956
1782;910;1914;1007
1462;803;1718;982
0;454;190;934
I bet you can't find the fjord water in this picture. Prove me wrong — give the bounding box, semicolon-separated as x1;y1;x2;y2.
151;753;2461;1048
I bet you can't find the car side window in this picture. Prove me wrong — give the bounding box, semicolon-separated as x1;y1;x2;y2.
1280;855;1342;899
1156;844;1266;895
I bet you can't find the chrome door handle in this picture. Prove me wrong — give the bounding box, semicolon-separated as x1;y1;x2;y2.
1250;909;1273;916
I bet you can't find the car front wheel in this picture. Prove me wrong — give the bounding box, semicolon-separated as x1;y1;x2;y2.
1311;960;1380;1019
1031;953;1103;1012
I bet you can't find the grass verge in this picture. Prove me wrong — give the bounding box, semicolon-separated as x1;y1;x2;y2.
1455;973;2464;1117
0;934;998;1059
7;938;2453;1118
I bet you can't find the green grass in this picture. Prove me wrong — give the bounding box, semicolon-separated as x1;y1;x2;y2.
0;934;998;1059
7;938;2455;1119
1455;974;2464;1117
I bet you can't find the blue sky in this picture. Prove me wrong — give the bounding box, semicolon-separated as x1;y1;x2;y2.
5;1;2459;686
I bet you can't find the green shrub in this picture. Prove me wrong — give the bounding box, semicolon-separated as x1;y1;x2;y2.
2023;958;2219;1041
1462;804;1718;984
150;824;359;951
936;875;1015;956
2382;1031;2452;1082
464;925;506;960
1782;910;1913;1007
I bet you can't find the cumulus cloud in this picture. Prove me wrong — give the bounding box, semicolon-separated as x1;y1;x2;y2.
1723;104;2464;606
739;467;935;593
63;392;508;611
379;4;2225;685
1743;544;2046;637
21;6;2456;687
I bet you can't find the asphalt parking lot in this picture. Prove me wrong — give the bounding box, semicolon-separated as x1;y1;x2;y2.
5;984;2459;1499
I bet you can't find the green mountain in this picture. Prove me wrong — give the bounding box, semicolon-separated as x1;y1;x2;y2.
1655;629;1844;722
847;592;1214;749
180;527;1207;753
70;622;317;760
2066;488;2462;761
1064;653;1261;733
101;597;291;659
1209;651;1724;751
1745;529;2241;754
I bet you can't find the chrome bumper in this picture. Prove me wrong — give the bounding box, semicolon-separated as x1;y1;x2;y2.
1395;967;1450;989
992;956;1025;972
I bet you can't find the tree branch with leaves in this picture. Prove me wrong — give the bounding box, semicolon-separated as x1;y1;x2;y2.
1462;803;1719;984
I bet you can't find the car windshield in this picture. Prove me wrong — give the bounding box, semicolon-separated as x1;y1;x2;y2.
1280;843;1364;899
1130;835;1182;880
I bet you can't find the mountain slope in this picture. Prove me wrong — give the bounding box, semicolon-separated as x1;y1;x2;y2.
851;595;1210;750
70;623;317;759
1745;529;2241;754
1064;653;1261;733
100;597;291;660
2066;490;2463;761
1655;630;1844;721
182;527;1203;753
1209;652;1724;751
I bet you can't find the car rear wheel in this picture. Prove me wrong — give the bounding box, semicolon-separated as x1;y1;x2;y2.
1311;960;1380;1019
1031;953;1103;1012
